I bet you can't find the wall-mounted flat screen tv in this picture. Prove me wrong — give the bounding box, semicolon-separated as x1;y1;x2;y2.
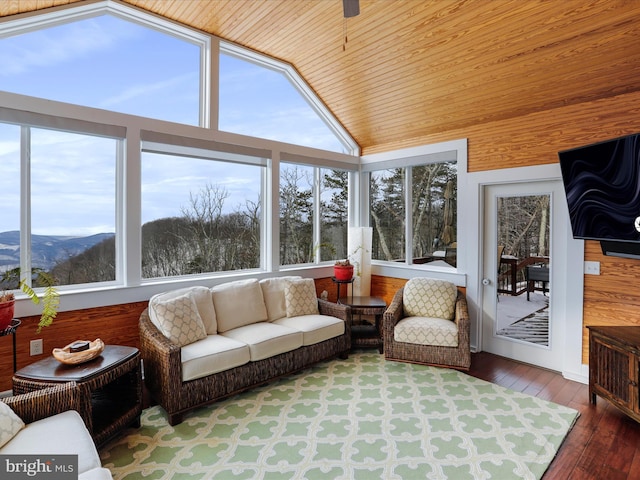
559;134;640;255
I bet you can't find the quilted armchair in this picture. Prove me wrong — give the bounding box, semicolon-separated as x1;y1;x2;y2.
383;277;471;370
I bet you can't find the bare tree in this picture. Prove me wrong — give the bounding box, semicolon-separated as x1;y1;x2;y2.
279;166;313;264
180;183;229;272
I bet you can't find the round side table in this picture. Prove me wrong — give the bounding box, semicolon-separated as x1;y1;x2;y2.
338;296;387;353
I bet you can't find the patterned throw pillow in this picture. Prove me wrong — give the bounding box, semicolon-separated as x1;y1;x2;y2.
151;293;208;347
284;279;319;317
0;401;25;448
403;278;458;320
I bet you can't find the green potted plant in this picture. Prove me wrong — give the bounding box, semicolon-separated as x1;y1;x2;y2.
0;268;59;332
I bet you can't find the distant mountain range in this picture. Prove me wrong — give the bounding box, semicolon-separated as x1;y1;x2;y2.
0;231;114;271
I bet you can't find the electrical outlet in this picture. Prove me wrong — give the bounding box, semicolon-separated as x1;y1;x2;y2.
30;339;43;356
584;261;601;275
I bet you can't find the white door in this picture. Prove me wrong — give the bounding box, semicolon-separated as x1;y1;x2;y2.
481;181;565;370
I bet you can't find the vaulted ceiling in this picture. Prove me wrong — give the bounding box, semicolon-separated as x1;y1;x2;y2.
3;1;640;154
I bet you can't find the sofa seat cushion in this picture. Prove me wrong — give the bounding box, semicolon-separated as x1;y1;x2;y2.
181;335;251;382
221;322;303;361
0;410;103;476
212;279;268;332
394;316;459;347
273;314;345;346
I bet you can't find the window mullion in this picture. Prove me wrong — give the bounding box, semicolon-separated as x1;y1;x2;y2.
19;126;31;287
405;167;413;266
313;168;322;264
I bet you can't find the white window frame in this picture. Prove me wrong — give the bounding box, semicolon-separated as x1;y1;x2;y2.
0;0;212;128
0;109;126;291
361;139;468;287
220;42;359;156
140;135;269;280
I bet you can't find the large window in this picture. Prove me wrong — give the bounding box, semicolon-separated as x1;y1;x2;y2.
279;164;314;265
141;149;265;278
412;162;457;266
370;169;406;262
0;10;205;126
0;123;118;287
219;50;354;154
320;169;349;260
279;164;349;265
368;159;457;267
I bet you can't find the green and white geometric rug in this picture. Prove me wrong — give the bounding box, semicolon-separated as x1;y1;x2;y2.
100;353;578;480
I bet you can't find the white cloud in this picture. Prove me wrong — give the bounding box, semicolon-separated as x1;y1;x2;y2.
0;17;139;76
99;72;197;108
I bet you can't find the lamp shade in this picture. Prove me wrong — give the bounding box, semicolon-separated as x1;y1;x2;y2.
348;227;372;297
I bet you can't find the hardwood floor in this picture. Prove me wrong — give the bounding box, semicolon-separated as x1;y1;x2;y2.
468;352;640;480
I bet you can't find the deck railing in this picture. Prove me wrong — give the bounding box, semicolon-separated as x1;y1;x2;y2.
498;256;549;296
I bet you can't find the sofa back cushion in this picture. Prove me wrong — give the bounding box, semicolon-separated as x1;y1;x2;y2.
403;277;458;320
149;286;217;334
0;401;25;448
260;276;302;321
212;279;268;332
149;292;208;347
284;278;319;317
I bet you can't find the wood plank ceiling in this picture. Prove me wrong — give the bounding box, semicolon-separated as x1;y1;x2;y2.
2;0;640;155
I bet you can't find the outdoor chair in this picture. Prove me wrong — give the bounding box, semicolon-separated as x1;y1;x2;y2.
383;277;471;370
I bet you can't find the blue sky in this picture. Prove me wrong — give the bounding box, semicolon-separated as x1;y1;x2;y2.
0;12;343;236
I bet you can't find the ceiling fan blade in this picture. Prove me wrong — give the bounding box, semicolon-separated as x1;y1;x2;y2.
343;0;360;18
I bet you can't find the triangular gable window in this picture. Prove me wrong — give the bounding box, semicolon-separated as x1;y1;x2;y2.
0;3;206;126
219;44;357;154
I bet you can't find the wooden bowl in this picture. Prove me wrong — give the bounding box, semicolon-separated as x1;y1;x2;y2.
53;339;105;365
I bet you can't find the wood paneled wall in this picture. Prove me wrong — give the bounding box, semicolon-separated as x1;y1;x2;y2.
0;301;147;392
314;275;407;306
581;241;640;362
0;276;405;392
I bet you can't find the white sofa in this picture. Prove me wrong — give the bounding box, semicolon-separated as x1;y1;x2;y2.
0;382;112;480
140;276;351;425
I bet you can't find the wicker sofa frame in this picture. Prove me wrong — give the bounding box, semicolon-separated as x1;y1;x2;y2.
140;298;351;425
383;287;471;370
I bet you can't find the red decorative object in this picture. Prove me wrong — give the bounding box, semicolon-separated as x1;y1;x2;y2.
334;264;354;281
0;299;16;330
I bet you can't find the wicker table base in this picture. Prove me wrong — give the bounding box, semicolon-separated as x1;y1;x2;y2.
338;296;387;353
13;345;142;447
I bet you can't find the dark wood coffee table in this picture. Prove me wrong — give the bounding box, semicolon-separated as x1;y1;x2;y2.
13;345;142;447
338;296;387;353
